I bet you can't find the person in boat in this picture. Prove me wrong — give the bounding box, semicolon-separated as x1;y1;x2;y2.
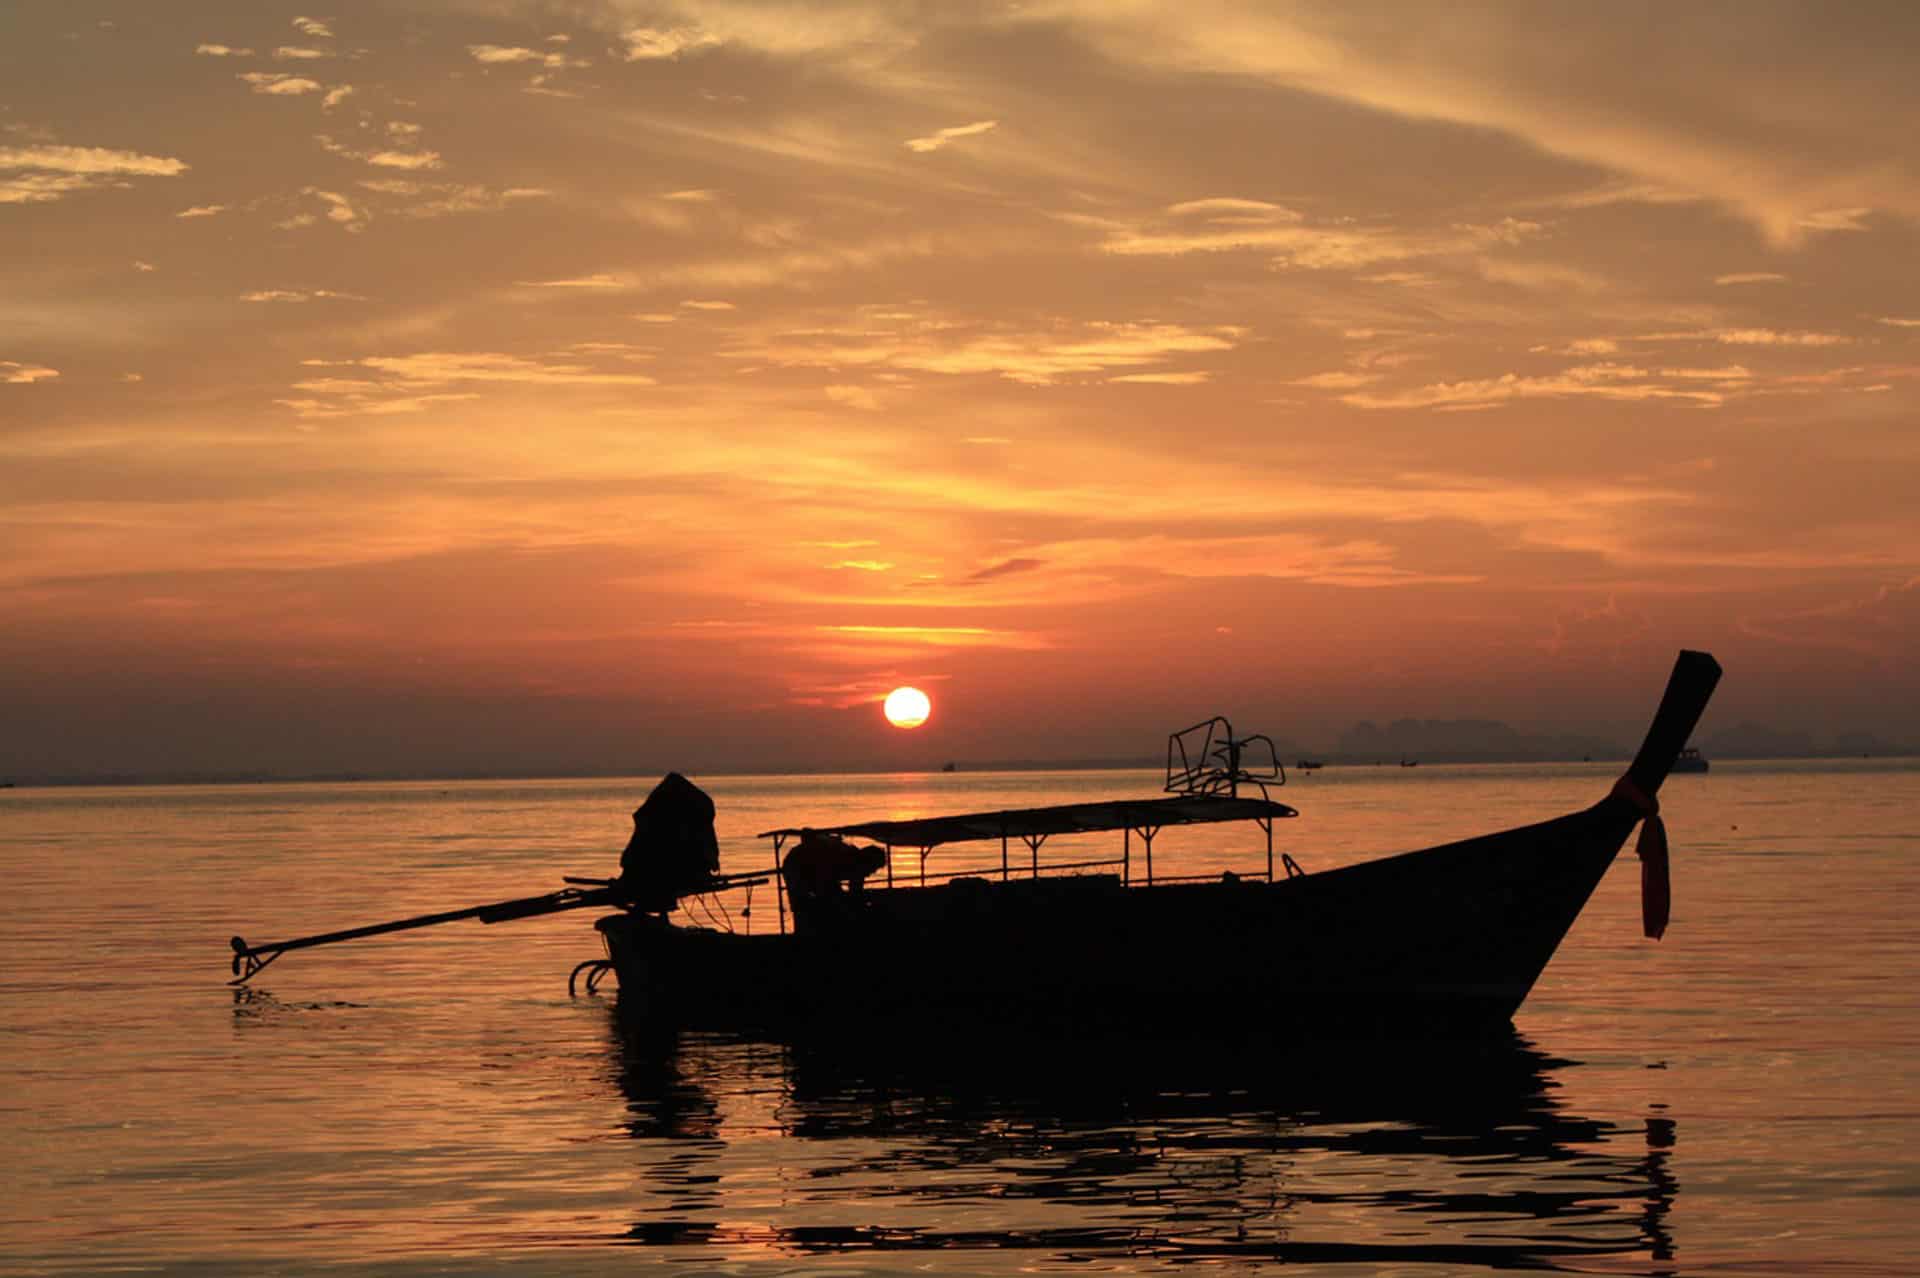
781;829;887;930
613;772;721;914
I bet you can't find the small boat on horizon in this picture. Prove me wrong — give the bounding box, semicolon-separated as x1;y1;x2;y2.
1670;746;1709;774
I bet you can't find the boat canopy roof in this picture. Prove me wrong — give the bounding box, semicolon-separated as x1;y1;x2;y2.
760;793;1297;850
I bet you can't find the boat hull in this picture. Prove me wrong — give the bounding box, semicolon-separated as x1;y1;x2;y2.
598;797;1639;1038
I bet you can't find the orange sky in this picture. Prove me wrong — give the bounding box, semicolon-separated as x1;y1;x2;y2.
4;2;1918;777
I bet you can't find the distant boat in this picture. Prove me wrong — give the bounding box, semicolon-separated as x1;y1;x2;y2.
941;761;957;773
1296;759;1323;771
1399;758;1420;767
1670;747;1709;774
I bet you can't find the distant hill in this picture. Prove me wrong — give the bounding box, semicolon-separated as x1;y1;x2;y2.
1334;718;1624;764
1700;721;1816;759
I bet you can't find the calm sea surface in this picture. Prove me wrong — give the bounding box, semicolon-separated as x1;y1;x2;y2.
3;761;1917;1276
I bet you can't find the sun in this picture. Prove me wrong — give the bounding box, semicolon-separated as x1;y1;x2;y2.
882;685;932;729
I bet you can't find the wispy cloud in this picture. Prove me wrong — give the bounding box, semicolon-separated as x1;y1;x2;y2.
1715;272;1788;286
357;180;547;219
824;383;881;410
2;360;60;384
292;16;332;39
904;120;998;153
276;349;661;419
239;72;324;96
1291;370;1379;389
0;143;186;203
318;132;441;170
519;273;626;288
1108;370;1211;384
1341;363;1732;411
739;320;1241;386
467;44;588;69
1101;201;1544;271
241;289;364;302
621;26;721;60
194;43;253;57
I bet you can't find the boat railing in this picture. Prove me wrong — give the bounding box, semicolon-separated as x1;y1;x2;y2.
1166;716;1285;799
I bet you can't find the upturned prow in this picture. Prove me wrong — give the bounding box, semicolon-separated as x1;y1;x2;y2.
1624;649;1723;798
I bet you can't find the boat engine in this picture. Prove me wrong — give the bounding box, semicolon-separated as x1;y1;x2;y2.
614;772;721;914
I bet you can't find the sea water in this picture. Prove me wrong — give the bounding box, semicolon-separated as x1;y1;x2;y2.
2;760;1916;1275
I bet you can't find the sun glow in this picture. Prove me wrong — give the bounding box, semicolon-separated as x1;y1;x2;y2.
883;686;932;729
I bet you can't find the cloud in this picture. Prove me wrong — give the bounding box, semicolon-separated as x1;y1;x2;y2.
2;361;60;384
520;273;627;288
1108;370;1211;384
195;43;254;57
280;186;365;232
1166;197;1303;221
357;180;548;219
1033;3;1920;246
1876;317;1920;329
1291;370;1379;389
0;143;187;204
241;289;364;302
467;44;588;68
1342;362;1731;411
292;17;333;38
1715;272;1788;286
1708;328;1851;347
275;349;662;418
1742;576;1920;662
365;150;442;170
239;72;324;95
355;352;660;386
0;144;185;178
824;383;881;410
322;85;354;109
318;134;442;170
960;558;1044;585
1100;204;1544;271
175;203;227;218
621;26;721;60
274;46;328;60
274;392;481;420
681;299;735;310
740;320;1241;386
1797;207;1872;234
904;120;999;153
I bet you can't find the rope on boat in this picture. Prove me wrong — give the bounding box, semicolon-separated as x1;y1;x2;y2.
1611;775;1670;940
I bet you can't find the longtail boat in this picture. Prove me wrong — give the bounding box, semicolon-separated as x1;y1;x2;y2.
594;650;1720;1036
229;651;1719;1040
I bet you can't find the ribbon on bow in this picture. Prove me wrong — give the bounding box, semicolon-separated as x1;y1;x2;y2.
1611;776;1668;940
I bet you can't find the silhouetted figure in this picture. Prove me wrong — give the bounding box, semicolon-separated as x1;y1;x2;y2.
781;830;886;932
615;772;720;913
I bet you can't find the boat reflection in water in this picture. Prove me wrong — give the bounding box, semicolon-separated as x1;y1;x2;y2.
605;1009;1677;1270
